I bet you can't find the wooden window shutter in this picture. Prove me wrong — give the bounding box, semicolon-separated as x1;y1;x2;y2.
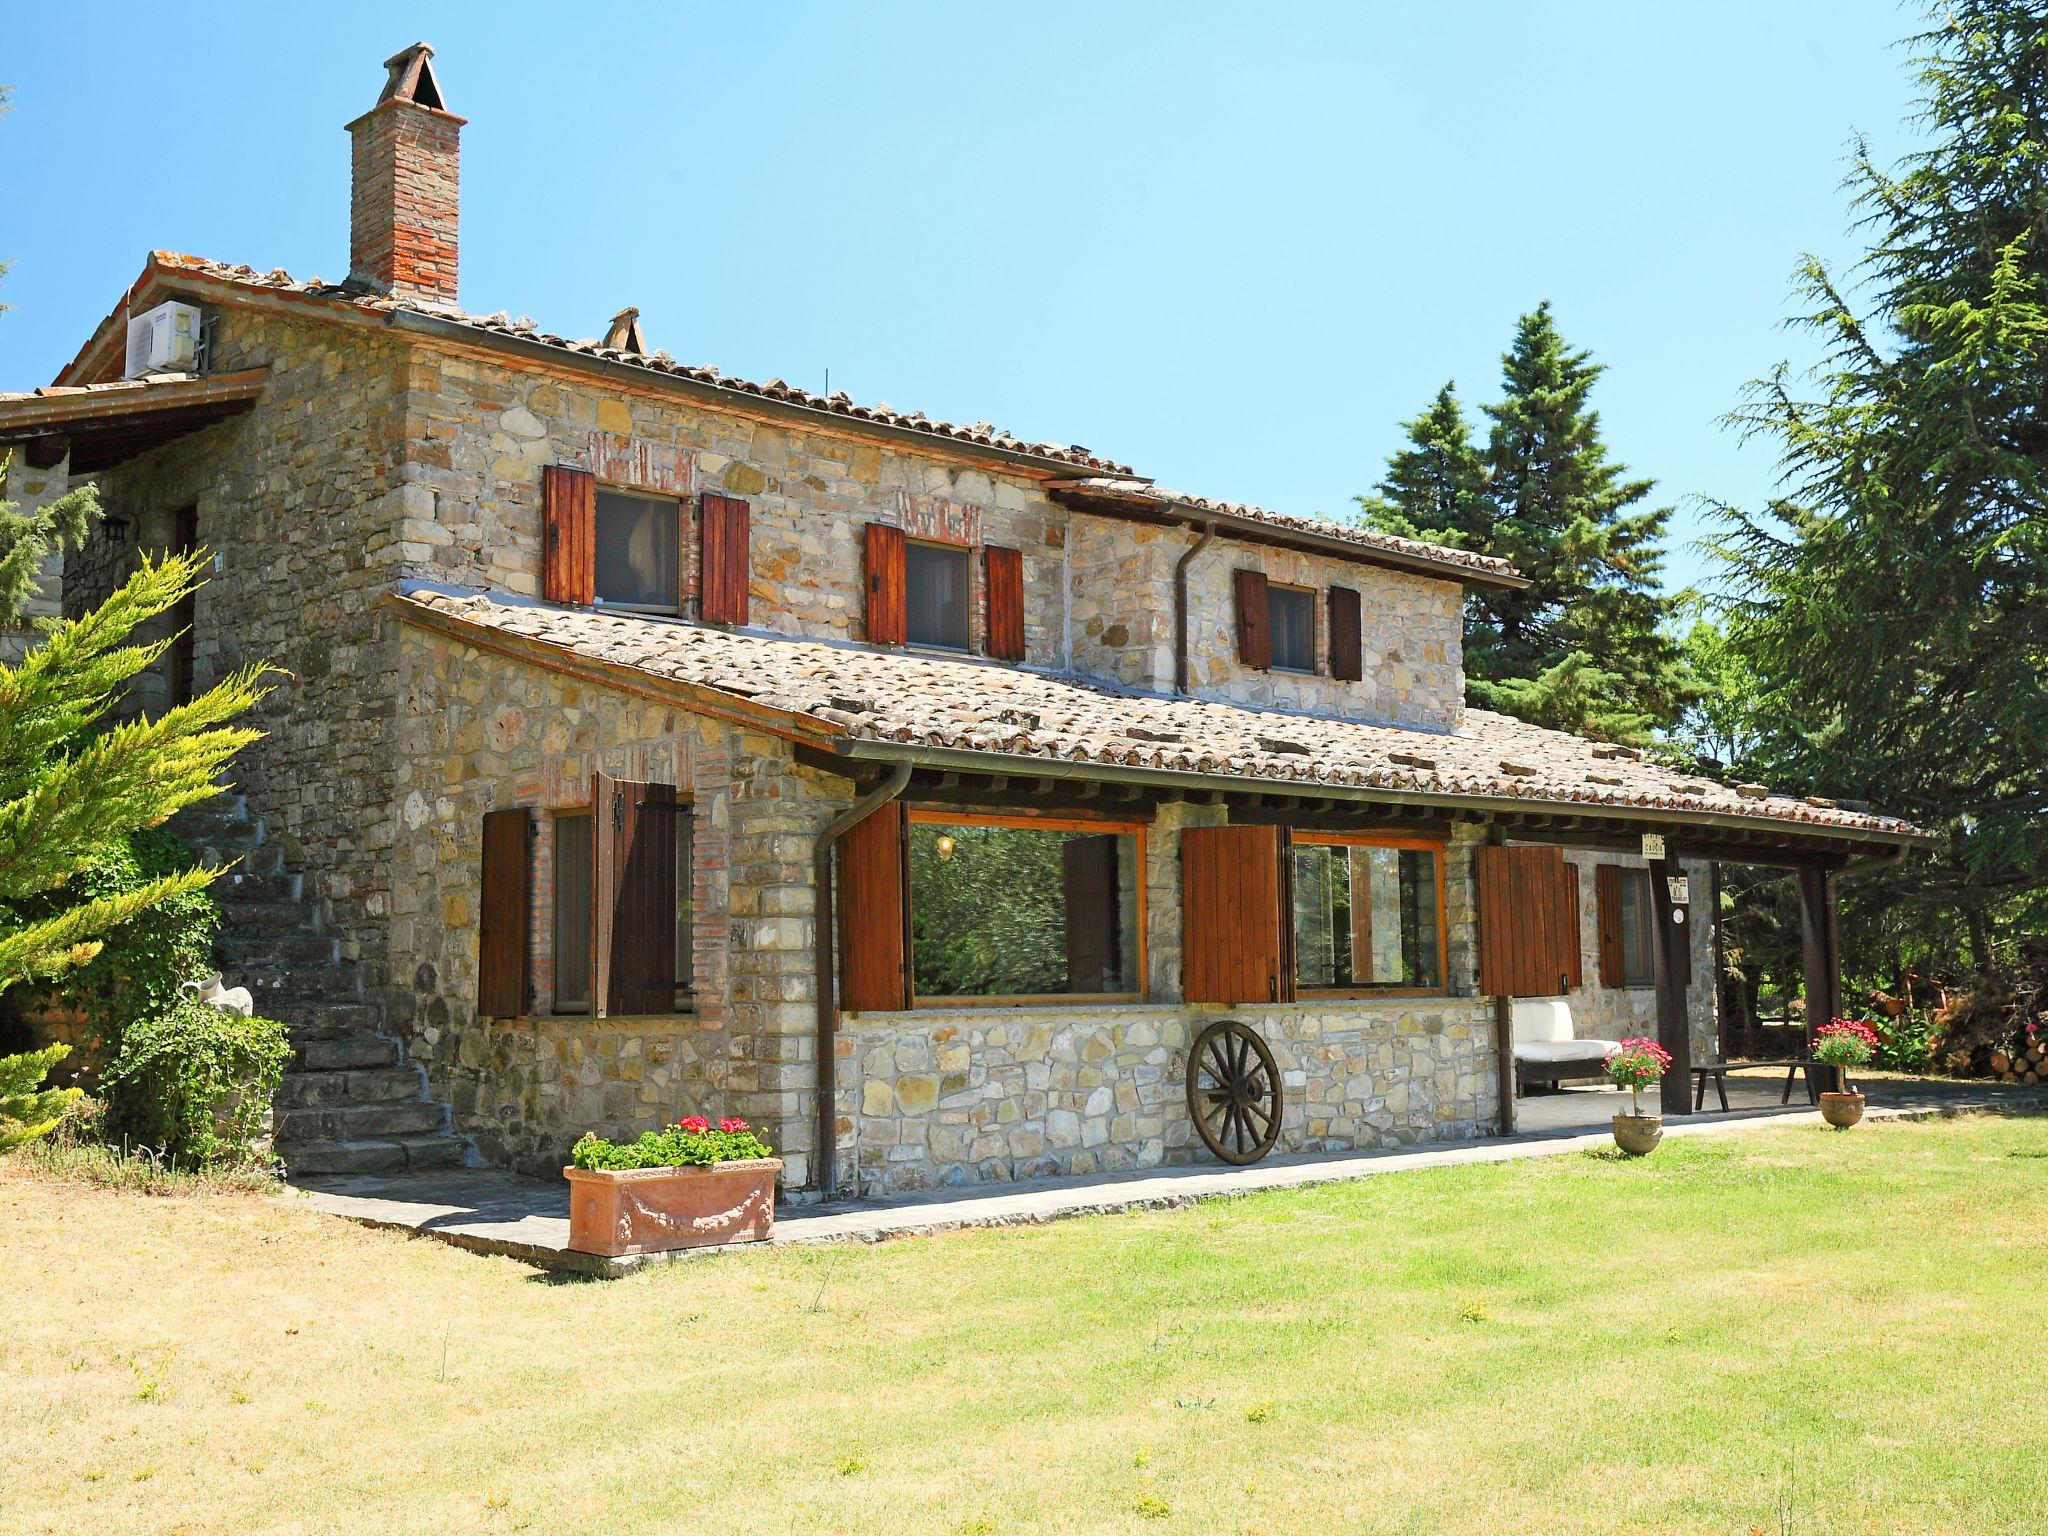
1595;863;1626;988
1233;569;1271;670
1476;844;1577;997
542;464;596;605
837;801;908;1011
698;493;751;624
1182;824;1291;1004
864;522;908;645
985;545;1026;661
591;771;679;1017
478;808;531;1018
1327;584;1363;682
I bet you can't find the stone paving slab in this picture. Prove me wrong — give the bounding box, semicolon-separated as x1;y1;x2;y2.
291;1081;2043;1278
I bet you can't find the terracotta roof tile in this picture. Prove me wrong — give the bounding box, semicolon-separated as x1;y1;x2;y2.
396;586;1925;843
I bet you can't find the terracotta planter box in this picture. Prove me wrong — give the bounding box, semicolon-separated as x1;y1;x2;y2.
564;1158;782;1256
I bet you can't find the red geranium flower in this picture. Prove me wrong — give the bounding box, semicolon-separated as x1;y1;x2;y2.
720;1117;748;1134
677;1115;711;1135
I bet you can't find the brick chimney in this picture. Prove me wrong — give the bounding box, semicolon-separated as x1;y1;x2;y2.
345;43;465;305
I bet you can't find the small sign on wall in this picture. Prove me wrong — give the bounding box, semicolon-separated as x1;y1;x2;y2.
1667;875;1690;906
1640;832;1666;861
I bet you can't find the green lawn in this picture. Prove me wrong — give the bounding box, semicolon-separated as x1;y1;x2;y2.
4;1114;2046;1536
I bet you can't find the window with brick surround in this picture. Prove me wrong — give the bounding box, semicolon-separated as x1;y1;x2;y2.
593;488;680;611
549;793;695;1015
905;541;971;650
1268;584;1315;672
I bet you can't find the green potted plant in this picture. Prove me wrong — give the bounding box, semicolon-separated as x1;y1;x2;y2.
1605;1036;1672;1156
1812;1017;1878;1128
565;1116;781;1256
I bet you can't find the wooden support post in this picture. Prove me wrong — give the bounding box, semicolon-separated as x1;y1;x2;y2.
1799;865;1843;1086
1648;854;1694;1115
1486;824;1516;1137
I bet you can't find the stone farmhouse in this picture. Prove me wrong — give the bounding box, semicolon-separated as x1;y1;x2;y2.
0;46;1926;1194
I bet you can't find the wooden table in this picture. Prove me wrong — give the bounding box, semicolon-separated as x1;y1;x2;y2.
1691;1058;1848;1112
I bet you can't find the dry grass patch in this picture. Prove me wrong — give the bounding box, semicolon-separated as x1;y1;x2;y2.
4;1114;2046;1535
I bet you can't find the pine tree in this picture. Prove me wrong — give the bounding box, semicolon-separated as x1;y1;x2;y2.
1354;382;1485;549
1360;307;1691;742
0;1042;81;1151
1715;0;2048;971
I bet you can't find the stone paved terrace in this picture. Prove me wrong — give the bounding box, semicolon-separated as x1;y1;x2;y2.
290;1073;2045;1277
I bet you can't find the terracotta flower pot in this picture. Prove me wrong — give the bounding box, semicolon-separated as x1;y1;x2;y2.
1818;1091;1866;1129
1612;1113;1663;1157
564;1158;782;1256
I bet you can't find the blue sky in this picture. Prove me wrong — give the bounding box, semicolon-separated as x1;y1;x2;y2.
2;3;1924;593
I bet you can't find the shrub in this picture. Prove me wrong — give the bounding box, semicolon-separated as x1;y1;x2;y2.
99;996;288;1166
1873;1007;1937;1072
571;1116;774;1170
0;1043;83;1152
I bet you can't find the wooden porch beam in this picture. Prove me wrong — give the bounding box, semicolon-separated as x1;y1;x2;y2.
1648;850;1695;1115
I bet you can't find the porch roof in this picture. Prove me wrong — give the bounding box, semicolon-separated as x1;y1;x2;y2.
396;584;1930;852
0;368;268;474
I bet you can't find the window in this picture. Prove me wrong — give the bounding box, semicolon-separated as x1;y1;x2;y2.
905;541;971;650
1292;834;1445;993
1268;585;1315;672
593;488;678;610
907;814;1144;1001
553;811;593;1013
1617;867;1656;987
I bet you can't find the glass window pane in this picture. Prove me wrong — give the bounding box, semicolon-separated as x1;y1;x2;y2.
594;489;678;609
674;807;693;1007
1269;586;1315;671
1620;869;1656;985
909;821;1140;998
905;543;970;649
1293;841;1441;990
553;812;592;1011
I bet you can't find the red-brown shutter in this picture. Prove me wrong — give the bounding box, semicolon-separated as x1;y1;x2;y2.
591;771;678;1017
865;522;908;645
542;464;596;605
985;545;1026;661
1595;863;1626;988
1327;584;1363;682
1182;824;1290;1004
699;493;751;624
1233;569;1271;670
837;801;908;1011
1476;844;1577;997
1062;834;1122;994
478;807;531;1019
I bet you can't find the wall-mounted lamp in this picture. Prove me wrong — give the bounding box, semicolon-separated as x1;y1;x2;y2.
935;834;957;863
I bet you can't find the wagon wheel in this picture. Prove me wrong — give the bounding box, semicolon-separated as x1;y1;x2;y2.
1186;1019;1283;1166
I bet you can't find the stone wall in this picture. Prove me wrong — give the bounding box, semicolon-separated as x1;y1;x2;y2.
838;997;1498;1194
73;306;413;997
390;625;854;1181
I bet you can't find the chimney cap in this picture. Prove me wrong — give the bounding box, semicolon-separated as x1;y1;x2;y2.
378;42;447;110
604;307;648;354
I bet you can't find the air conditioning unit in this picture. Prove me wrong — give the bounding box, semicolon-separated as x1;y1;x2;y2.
123;301;204;378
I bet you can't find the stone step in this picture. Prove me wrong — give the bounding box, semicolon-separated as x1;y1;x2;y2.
213;869;302;904
292;1033;400;1072
276;1065;425;1109
278;1000;382;1035
228;965;361;1005
276;1099;447;1143
213;899;322;939
278;1133;468;1177
218;934;339;967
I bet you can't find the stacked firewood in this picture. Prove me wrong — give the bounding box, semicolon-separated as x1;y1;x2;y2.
1991;1034;2048;1083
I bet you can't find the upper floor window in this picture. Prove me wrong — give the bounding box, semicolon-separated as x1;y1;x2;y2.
906;541;971;650
1268;585;1315;672
594;488;679;611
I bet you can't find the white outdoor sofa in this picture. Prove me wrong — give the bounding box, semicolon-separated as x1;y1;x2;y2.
1510;1000;1621;1094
